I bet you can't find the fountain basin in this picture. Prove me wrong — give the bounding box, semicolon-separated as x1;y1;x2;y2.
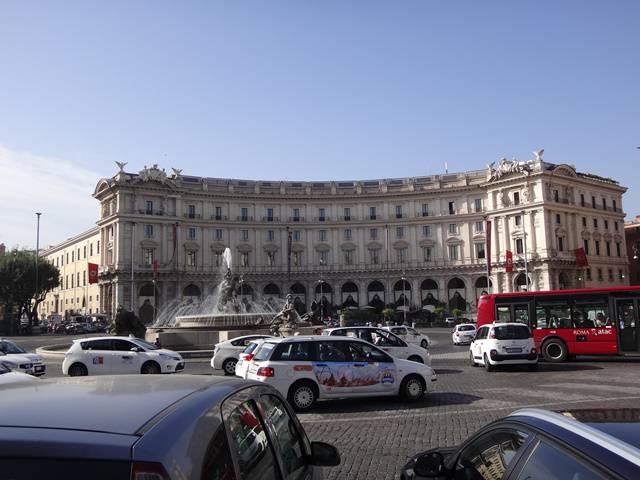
175;313;267;329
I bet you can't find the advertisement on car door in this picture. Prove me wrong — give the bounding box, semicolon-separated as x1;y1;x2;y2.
313;362;395;388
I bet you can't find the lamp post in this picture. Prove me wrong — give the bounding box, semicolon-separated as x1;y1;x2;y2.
317;279;324;322
35;212;42;322
401;274;407;325
521;210;530;292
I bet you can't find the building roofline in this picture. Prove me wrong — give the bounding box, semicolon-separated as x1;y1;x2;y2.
40;226;100;256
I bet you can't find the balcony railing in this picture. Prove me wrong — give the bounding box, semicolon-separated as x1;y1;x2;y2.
237;216;253;221
261;216;280;222
288;216;304;222
183;213;202;219
211;214;228;220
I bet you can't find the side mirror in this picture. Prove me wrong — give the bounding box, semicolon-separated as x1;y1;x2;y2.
414;451;445;478
131;347;142;352
310;441;340;467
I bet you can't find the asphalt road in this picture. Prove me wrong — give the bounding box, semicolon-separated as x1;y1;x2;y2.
6;329;640;479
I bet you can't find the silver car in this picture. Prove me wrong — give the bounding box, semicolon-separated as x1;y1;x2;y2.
0;375;340;479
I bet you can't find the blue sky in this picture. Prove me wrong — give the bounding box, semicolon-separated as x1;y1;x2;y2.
1;1;639;248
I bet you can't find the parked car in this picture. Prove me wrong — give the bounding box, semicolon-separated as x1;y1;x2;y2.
323;327;430;365
383;325;431;349
0;364;40;385
235;337;271;379
0;339;46;376
469;323;538;371
62;336;184;376
401;408;640;479
246;336;437;411
451;323;476;345
0;375;340;479
211;334;274;375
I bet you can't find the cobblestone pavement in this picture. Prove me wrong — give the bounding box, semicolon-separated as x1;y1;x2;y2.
8;329;640;479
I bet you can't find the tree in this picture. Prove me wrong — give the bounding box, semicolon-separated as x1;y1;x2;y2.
0;249;60;331
452;307;462;318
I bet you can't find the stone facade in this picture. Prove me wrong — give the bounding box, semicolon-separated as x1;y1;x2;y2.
38;227;102;319
91;157;628;321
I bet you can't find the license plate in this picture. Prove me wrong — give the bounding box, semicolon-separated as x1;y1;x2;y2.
35;365;45;372
506;348;522;353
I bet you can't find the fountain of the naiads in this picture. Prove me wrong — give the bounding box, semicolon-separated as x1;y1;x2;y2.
145;248;316;350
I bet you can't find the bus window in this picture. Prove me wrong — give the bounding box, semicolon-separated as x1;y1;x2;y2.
514;305;529;325
496;306;510;323
549;306;572;329
576;303;609;328
535;307;547;329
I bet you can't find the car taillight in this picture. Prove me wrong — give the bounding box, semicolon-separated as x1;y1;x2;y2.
256;367;274;377
131;461;170;480
245;354;254;361
531;348;537;354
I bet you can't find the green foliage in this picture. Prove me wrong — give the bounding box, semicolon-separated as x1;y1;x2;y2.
452;308;462;318
382;307;395;320
112;307;147;338
0;249;60;330
433;307;445;318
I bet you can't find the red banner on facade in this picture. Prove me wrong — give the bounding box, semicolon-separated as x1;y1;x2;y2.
88;263;99;284
152;260;159;279
574;247;589;267
485;219;492;274
505;250;514;272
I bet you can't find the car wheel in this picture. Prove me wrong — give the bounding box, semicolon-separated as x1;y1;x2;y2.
527;363;539;371
288;381;318;412
483;354;494;372
542;339;567;363
400;375;425;401
68;363;88;377
469;351;477;367
420;339;428;349
141;361;161;374
222;358;237;376
408;355;423;364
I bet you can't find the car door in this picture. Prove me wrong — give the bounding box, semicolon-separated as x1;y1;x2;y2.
315;341;354;396
346;341;397;395
82;339;113;375
471;327;486;361
111;339;143;374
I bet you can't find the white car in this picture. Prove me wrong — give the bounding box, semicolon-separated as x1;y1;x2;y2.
470;323;538;371
0;339;46;376
246;336;437;411
0;364;40;385
383;326;431;349
235;338;271;379
452;323;477;345
62;336;184;376
211;334;274;375
323;327;430;365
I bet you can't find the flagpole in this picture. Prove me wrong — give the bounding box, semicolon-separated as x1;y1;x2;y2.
484;216;491;293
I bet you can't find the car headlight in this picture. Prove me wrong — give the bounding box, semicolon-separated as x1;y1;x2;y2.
19;363;33;370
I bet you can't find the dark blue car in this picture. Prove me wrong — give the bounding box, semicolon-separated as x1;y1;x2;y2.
402;408;640;480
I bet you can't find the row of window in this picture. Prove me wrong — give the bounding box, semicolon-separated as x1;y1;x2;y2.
143;200;484;219
62;271;89;290
578;193;618;211
142;223;481;242
143;243;483;268
585;268;625;282
53;241;100;268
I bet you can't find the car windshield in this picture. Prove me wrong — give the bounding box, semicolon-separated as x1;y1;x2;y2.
243;342;261;354
253;342;277;361
458;325;475;332
0;340;27;354
132;339;159;351
493;325;530;340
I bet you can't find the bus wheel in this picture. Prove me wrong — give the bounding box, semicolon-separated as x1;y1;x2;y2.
542;339;567;363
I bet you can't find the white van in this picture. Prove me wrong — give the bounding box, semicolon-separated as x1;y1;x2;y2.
470;323;538;371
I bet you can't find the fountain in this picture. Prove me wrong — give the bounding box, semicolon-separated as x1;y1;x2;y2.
146;248;316;350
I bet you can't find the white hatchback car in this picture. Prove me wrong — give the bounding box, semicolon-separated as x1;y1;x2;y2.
62;336;184;376
246;336;437;411
211;334;274;375
470;323;538;371
452;323;477;345
323;327;430;365
234;338;271;379
383;326;431;349
0;339;46;376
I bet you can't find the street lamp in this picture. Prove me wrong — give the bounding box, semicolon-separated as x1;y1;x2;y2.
317;279;324;322
35;212;42;322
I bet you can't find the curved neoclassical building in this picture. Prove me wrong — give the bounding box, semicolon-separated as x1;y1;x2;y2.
91;155;628;321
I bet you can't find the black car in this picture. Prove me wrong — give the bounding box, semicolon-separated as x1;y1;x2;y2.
402;408;640;480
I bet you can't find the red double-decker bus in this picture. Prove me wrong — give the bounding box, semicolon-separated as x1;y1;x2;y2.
477;286;640;362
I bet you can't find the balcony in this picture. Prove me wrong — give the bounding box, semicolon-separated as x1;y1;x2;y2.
419;211;430;217
211;214;228;221
237;216;253;221
395;213;405;219
314;216;330;222
288;216;304;222
262;216;280;222
369;215;377;220
183;213;202;219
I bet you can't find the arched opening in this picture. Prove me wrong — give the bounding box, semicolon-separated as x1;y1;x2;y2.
475;276;493;298
263;283;280;295
393;279;412;310
183;284;201;297
514;273;530;292
341;281;359;308
447;277;466;312
314;281;332;319
420;279;439;308
367;280;385;311
290;283;307;315
558;272;569;290
138;282;159;324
